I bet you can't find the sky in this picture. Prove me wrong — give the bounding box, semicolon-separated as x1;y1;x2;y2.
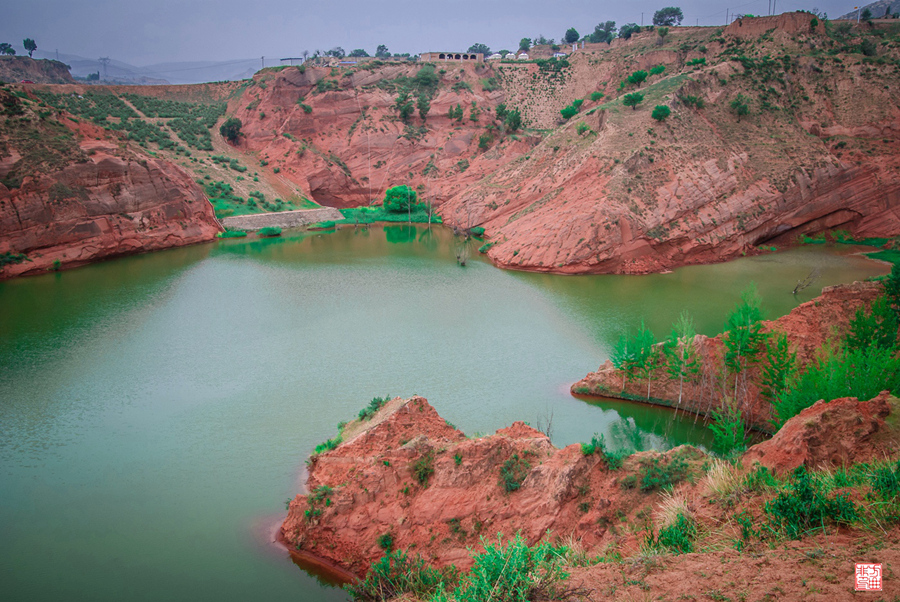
1;0;861;66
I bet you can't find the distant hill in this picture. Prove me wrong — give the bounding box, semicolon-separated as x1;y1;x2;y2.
31;50;259;85
0;56;74;84
837;0;900;19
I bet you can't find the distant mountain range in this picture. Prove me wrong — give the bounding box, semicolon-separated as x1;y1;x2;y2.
30;50;261;84
838;0;900;19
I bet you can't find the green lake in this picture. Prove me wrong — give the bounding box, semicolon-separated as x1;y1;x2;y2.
0;224;886;601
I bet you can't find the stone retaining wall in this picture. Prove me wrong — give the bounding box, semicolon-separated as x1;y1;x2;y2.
220;207;343;231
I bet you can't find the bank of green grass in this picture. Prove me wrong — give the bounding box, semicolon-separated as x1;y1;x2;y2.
323;206;443;226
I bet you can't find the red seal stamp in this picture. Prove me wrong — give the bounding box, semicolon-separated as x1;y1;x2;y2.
855;563;882;591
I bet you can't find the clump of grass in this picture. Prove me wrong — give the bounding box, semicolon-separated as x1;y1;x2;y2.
500;454;531;492
217;230;247;238
314;434;342;455
412;451;435;487
345;549;458;601
258;227;282;237
764;465;858;540
579;433;629;470
304;485;333;522
376;532;393;551
703;459;743;505
649;512;697;554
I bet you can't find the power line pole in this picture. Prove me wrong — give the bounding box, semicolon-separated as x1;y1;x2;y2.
99;57;110;80
261;55;265;69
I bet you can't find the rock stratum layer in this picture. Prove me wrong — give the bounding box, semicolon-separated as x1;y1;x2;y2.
0;56;75;85
281;392;900;597
0;88;220;278
219;15;900;274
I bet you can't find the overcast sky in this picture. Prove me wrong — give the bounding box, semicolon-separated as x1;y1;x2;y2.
1;0;860;65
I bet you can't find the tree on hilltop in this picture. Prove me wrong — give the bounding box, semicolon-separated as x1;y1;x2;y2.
324;47;345;58
468;43;491;55
349;49;369;57
653;7;684;26
564;28;580;44
619;23;641;39
23;38;36;57
589;21;617;44
518;38;531;52
375;44;390;58
0;43;15;56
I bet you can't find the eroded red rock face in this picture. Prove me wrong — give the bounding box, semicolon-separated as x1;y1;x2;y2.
742;391;900;472
572;281;885;428
0;121;220;278
280;395;706;576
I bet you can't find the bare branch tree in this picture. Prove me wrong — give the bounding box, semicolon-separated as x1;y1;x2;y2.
792;268;821;295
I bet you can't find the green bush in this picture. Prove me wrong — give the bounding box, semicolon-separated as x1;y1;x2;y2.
687;57;706;66
680;94;705;109
258;227;282;237
220;117;242;142
590;91;605;101
764;466;858;539
651;513;697;554
412;451;435;487
638;455;689;491
0;251;28;268
651;105;671;121
377;532;393;551
478;241;495;253
345;550;458;601
627;70;648;86
314;434;342;454
383;185;420;213
500;454;531;492
300;103;313;113
576;121;591;135
649;65;666;76
560;105;577;120
217;230;247;238
870;460;900;500
358;396;390;420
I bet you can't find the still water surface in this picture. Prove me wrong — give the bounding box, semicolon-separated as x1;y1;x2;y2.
0;225;886;600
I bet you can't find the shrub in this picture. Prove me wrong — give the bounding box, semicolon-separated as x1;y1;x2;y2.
576;121;591;135
590;91;605;101
220;117;242;142
0;251;27;268
708;398;747;456
452;534;568;601
314;435;342;454
358;396;390;420
652;513;697;554
651;105;671;121
300;103;312;113
764;466;858;539
649;65;666;76
217;230;247;238
500;454;531;492
870;460;900;500
504;109;522;132
258;227;282;237
680;94;705;109
560;105;578;120
478;132;492;150
730;94;750;121
383;185;420;213
478;241;495;253
412;451;435;487
639;455;689;491
687;57;707;66
627;70;648;86
345;550;458;601
377;532;393;551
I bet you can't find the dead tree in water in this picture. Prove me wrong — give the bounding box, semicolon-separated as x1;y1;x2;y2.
792;268;820;295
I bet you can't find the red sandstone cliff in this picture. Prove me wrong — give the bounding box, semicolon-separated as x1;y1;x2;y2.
0;89;220;278
223;17;900;274
281;391;900;597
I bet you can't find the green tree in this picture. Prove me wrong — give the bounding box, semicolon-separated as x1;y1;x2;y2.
589;21;617;44
383;185;419;213
324;47;345;58
417;94;430;121
657;27;670;44
619;23;641;39
760;331;797;402
219;117;242;143
375;44;390;58
623;92;644;110
633;321;659;399
627;70;648;86
564;28;580;44
504;108;522;132
664;311;700;406
862;8;873;21
518;38;532;52
611;331;638;390
651;105;671;121
649;64;666;76
395;89;414;123
467;43;491;55
730;94;750;121
560;105;578;119
653;7;684;26
349;48;369;57
723;284;767;400
23;38;36;58
883;263;900;319
0;43;15;56
709;397;747;455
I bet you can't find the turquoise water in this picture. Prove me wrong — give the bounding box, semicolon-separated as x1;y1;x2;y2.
0;225;885;600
